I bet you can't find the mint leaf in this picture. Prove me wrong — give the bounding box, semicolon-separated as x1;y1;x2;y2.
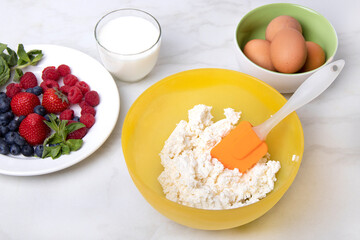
66;122;85;134
66;139;83;151
13;68;23;82
61;143;71;155
42;115;85;159
0;57;11;86
6;47;18;67
17;44;30;63
0;43;7;53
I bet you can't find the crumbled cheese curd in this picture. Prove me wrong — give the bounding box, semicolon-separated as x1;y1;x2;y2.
158;104;281;210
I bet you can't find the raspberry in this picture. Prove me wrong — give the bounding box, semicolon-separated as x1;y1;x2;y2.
79;100;89;109
75;81;90;94
81;104;96;116
20;72;38;89
40;80;59;92
6;83;22;98
60;109;74;121
84;91;100;107
63;74;78;86
60;85;71;95
42;66;55;75
67;86;83;104
66;120;88;139
80;113;95;128
57;64;71;77
42;67;60;81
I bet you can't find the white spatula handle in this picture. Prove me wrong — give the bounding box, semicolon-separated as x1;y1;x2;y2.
253;59;345;140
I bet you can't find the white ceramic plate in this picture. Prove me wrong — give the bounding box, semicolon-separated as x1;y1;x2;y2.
0;44;120;176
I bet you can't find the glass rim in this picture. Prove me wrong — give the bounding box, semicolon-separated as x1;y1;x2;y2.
94;8;162;56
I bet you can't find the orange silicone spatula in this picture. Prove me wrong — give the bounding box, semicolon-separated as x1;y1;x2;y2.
211;60;345;173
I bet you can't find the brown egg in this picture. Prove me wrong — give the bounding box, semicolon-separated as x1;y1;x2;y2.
270;28;307;73
243;39;275;71
302;41;326;72
266;15;302;42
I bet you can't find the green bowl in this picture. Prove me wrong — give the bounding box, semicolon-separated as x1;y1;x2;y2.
234;3;338;93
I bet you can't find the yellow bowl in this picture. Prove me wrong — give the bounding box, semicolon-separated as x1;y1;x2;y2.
122;68;304;230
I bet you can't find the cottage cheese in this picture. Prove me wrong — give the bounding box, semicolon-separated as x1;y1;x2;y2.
158;104;281;210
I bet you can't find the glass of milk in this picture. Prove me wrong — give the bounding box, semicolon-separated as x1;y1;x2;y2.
95;9;161;82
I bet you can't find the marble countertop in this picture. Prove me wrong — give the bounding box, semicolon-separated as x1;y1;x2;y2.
0;0;359;239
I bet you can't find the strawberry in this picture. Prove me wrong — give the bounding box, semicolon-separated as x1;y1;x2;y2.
19;113;50;145
11;92;40;116
42;88;70;113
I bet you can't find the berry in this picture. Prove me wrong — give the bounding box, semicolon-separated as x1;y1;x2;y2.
0;97;11;113
14;133;26;146
79;100;89;109
25;88;35;94
5;131;17;144
72;116;80;122
19;72;38;89
10;92;40;116
9;144;21;155
60;85;71;95
34;105;47;116
42;67;60;81
84;91;100;107
67;124;88;139
19;113;50;146
63;74;78;86
0;126;9;137
0;92;7;99
34;145;44;157
0;111;14;126
22;144;34;157
40;80;60;92
8;119;20;131
67;86;83;104
32;86;43;96
42;66;56;75
57;64;71;77
81;104;96;116
42;88;70;113
0;141;9;155
18;115;26;123
44;114;51;122
75;81;90;94
6;83;21;98
80;113;95;128
59;109;74;121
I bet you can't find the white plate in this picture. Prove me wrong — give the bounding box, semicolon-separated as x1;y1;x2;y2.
0;44;120;176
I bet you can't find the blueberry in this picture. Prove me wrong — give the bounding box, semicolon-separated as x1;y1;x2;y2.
34;105;46;116
4;131;17;144
0;111;14;125
8;119;20;131
18;115;26;123
0;126;9;137
22;144;34;157
0;141;9;155
0;92;7;99
44;114;51;122
14;133;26;146
0;97;10;113
26;88;35;94
34;145;44;158
9;144;21;155
32;86;43;96
72;116;80;122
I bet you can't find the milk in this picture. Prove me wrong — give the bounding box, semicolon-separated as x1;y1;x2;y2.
95;10;161;82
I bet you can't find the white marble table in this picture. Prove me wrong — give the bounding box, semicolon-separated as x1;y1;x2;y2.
0;0;359;239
